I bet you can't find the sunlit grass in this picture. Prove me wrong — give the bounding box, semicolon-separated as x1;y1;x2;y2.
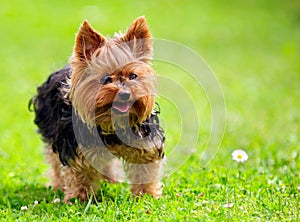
0;0;299;220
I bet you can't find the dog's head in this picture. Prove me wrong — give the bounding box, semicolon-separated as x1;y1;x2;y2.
69;17;157;130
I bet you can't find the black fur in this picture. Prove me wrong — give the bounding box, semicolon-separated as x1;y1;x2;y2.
29;66;79;165
30;66;165;165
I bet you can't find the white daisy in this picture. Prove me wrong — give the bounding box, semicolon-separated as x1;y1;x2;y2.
53;198;61;204
21;206;28;211
232;149;248;162
223;202;234;208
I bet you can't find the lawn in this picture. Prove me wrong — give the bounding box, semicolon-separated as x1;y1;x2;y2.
0;0;300;221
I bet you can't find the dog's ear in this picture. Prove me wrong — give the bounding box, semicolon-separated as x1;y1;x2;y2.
123;16;151;41
123;16;153;61
74;20;106;61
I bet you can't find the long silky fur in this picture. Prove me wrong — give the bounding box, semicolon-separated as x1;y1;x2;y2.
30;17;165;201
29;66;78;165
30;66;164;166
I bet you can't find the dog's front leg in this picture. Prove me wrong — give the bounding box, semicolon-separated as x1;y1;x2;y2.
125;157;164;199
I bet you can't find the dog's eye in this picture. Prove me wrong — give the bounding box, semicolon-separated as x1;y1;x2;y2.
100;74;113;85
129;73;138;80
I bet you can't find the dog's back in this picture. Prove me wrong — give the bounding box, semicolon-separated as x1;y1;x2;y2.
29;66;79;165
30;66;71;142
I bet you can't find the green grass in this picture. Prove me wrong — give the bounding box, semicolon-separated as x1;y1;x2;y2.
1;0;300;221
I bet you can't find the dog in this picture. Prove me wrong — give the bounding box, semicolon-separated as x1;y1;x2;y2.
30;16;165;202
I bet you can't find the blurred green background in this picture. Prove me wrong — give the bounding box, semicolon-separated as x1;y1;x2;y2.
0;0;299;220
1;0;299;164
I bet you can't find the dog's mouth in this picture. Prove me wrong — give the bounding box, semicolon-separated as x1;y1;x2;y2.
112;102;130;114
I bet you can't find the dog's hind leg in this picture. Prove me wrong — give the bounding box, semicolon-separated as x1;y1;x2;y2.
45;145;64;191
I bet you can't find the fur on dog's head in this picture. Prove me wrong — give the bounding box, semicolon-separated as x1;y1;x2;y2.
69;17;157;131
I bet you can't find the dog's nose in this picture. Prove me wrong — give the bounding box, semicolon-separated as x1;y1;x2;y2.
118;90;131;101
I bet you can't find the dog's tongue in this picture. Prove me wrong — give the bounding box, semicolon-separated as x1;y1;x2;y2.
113;102;129;113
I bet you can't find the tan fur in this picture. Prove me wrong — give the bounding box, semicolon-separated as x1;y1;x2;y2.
70;61;157;128
46;142;164;202
46;145;128;202
45;16;165;202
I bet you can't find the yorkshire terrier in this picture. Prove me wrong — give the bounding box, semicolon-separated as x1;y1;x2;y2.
30;16;165;202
